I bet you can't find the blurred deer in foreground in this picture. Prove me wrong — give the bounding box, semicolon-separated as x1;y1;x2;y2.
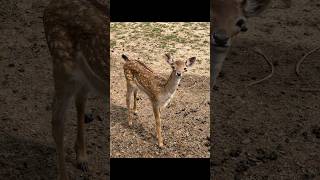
43;0;109;179
211;0;291;85
122;54;196;147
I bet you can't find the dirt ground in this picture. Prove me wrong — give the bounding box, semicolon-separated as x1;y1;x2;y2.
0;0;109;179
211;0;320;179
110;22;210;158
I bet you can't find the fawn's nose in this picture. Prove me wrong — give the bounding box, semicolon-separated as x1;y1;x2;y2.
236;18;248;32
212;30;230;47
176;72;181;77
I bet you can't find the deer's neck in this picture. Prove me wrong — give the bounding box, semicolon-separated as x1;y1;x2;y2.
163;71;181;95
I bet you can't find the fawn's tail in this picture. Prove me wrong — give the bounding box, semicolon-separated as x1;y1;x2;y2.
122;54;130;61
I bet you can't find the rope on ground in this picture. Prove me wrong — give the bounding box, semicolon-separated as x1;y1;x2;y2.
295;46;320;76
248;48;275;87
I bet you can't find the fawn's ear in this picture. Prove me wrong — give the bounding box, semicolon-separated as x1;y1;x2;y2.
122;54;129;61
164;53;174;65
186;57;196;67
243;0;271;17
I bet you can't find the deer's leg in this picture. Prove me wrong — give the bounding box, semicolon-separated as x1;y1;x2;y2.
52;80;75;180
211;45;229;86
74;86;89;172
213;63;223;86
126;82;134;126
47;27;78;180
133;89;138;115
152;104;163;147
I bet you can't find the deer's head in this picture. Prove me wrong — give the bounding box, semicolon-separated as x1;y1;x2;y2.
164;54;196;78
211;0;271;51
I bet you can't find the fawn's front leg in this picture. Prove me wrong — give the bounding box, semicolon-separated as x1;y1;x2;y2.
133;90;138;115
152;104;163;147
74;87;89;172
52;84;74;180
211;43;229;85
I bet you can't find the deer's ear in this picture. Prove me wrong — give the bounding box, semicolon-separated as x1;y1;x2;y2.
186;57;196;67
164;53;174;65
243;0;271;17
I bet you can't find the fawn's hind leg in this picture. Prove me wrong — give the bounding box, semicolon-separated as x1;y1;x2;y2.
126;82;134;126
212;50;227;86
74;86;89;172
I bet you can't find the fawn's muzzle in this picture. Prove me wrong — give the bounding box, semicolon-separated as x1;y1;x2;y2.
212;31;230;48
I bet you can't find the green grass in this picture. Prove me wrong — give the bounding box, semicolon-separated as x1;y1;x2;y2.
110;22;209;58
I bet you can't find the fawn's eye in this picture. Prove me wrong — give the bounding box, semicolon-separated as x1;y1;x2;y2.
172;66;175;70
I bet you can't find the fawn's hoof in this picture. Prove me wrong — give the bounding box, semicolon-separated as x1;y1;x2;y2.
84;113;94;124
158;142;164;148
77;161;89;173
